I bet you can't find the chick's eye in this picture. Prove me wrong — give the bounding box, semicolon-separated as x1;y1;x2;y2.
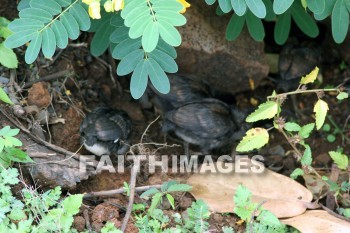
113;138;119;143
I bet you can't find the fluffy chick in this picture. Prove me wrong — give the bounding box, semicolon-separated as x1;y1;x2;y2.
80;107;131;156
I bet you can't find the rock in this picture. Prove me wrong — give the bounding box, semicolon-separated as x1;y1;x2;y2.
177;1;269;94
27;82;51;109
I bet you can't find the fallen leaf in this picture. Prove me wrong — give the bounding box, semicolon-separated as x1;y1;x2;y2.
187;160;312;218
281;210;350;233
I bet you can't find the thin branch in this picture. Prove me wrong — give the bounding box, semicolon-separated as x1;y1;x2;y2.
22;70;74;89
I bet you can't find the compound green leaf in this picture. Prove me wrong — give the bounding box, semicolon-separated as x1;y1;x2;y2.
246;0;266;18
332;0;349;43
110;26;130;43
30;0;62;15
158;21;181;47
117;49;144;76
273;0;293;14
226;14;245;40
142;21;159;53
0;43;18;69
274;12;291;45
112;38;142;59
148;49;178;73
55;0;72;7
51;20;68;49
42;28;56;58
130;59;148;99
60;12;80;40
156;11;187;26
246;12;265;41
25;32;42;64
129;15;152;39
314;0;336;20
156;39;177;59
218;0;232;13
124;5;150;27
236;128;269;152
291;2;319;38
19;8;52;23
146;58;170;94
8;18;44;33
69;3;91;31
306;0;325;14
231;0;247;16
4;30;37;48
152;0;183;12
246;101;278;122
90;17;116;56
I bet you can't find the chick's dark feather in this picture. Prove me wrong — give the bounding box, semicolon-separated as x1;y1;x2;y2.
163;98;244;153
80;107;131;155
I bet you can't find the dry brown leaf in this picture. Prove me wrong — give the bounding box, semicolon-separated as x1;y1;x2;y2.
303;174;327;197
187;161;312;218
281;210;350;233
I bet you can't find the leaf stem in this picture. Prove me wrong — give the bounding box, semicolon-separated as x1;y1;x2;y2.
267;88;339;100
146;0;157;22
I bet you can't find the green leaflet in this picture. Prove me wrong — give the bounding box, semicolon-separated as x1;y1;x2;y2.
112;38;142;59
245;0;266;18
110;26;130;43
42;28;56;58
130;60;149;99
146;58;170;94
60;12;80;40
51;20;68;49
246;11;265;41
218;0;232;13
231;0;247;16
69;4;90;31
25;32;42;64
274;12;291;45
148;49;178;73
226;14;245;41
291;1;319;38
306;0;325;14
273;0;293;15
158;21;181;47
332;0;349;43
117;49;145;76
30;0;62;15
142;21;159;53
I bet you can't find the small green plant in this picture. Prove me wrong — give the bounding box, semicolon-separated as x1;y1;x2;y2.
234;184;286;233
0;126;34;169
0;17;18;68
0;167;84;232
322;116;350;144
101;221;123;233
139;180;192;215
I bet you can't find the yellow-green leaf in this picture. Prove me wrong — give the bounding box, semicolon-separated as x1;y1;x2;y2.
300;66;319;85
236;127;269;152
329;151;348;170
246;101;278;122
313;99;328;130
0;88;13;105
337;92;349;100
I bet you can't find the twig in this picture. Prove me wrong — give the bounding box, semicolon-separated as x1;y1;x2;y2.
141;115;160;143
83;184;162;199
22;70;74;89
121;158;139;232
320;203;350;223
83;209;92;233
249;200;266;233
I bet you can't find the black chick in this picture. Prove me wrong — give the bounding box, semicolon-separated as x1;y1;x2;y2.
162;98;246;154
79;107;131;156
278;44;321;91
149;74;211;113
